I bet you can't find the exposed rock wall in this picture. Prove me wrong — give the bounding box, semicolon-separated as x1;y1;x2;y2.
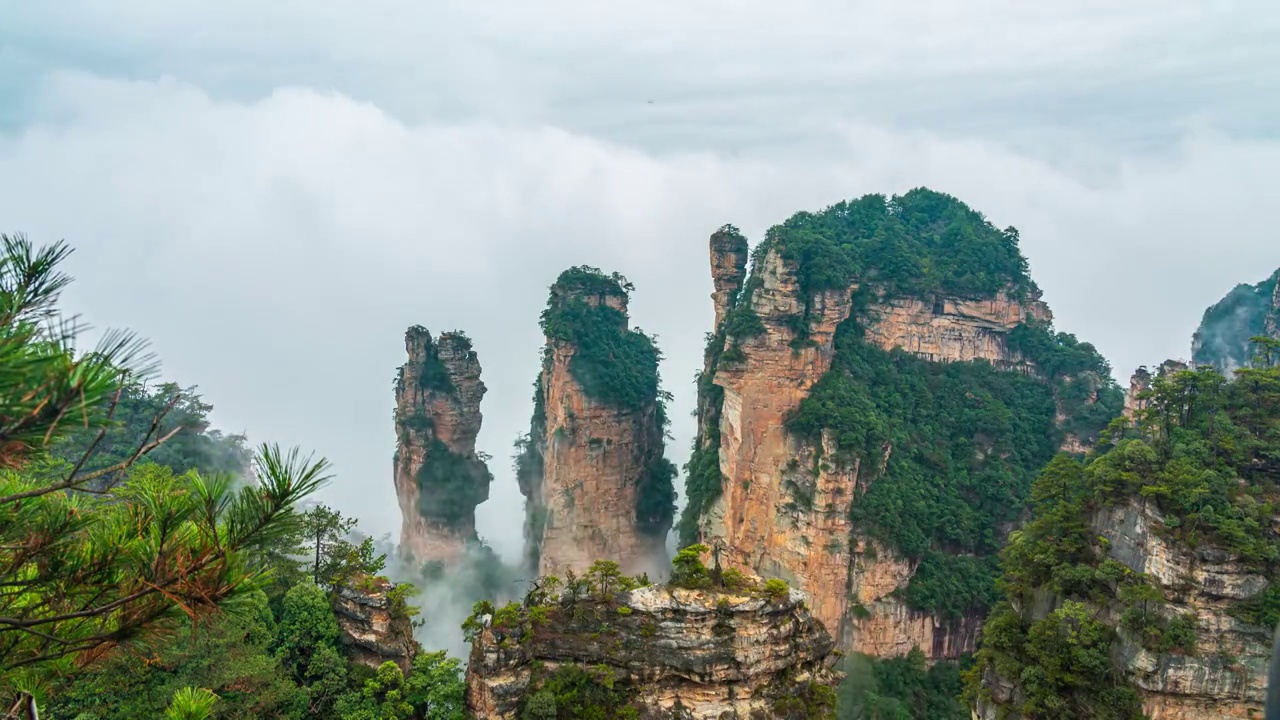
332;576;420;672
846;539;985;659
700;247;855;641
693;241;1048;660
1268;279;1279;338
976;500;1272;720
393;326;490;564
522;274;673;577
710;225;750;330
1097;500;1270;720
861;292;1048;367
465;584;841;719
1125;360;1190;422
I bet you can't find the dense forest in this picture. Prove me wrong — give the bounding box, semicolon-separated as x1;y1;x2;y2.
0;235;469;719
966;339;1280;718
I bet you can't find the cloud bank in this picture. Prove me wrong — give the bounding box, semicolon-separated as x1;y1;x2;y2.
1;0;1277;556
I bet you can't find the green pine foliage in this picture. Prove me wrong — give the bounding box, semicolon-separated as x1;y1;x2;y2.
967;356;1280;718
786;315;1075;615
48;380;252;484
837;650;969;720
768;188;1033;300
414;437;492;526
524;266;677;543
538;266;662;413
688;189;1122;618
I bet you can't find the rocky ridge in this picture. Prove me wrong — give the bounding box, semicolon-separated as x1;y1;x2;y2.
393;326;491;564
464;581;841;719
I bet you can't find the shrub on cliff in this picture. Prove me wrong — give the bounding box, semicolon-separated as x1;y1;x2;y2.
966;356;1280;717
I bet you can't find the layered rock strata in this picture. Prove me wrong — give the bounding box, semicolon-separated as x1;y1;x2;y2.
332;576;420;672
465;583;841;719
393;326;491;564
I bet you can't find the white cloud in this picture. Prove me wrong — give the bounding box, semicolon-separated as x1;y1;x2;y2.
4;1;1277;151
1;65;1278;558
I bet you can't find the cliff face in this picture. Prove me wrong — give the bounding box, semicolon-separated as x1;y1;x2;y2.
1191;267;1280;373
973;499;1274;720
465;583;841;719
683;190;1126;673
393;326;491;564
701;247;855;642
709;225;750;330
520;268;676;578
332;576;420;672
692;242;1050;659
972;349;1280;720
1095;501;1270;720
861;292;1049;367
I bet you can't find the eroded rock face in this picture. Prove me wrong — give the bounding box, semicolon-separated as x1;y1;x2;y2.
977;500;1273;720
846;539;985;659
693;244;1044;660
1095;501;1270;720
464;584;842;719
861;292;1049;367
1268;280;1279;338
710;225;750;330
333;576;420;672
523;280;672;578
393;326;491;564
1124;360;1189;422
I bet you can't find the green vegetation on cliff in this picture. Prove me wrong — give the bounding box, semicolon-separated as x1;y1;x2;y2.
771;188;1034;300
1192;267;1280;372
837;650;969;720
539;266;663;413
0;234;467;718
787;297;1119;616
966;353;1280;718
521;266;677;546
414;437;492;526
689;190;1125;617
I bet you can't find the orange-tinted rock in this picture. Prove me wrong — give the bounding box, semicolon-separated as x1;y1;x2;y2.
861;292;1048;367
393;326;491;564
709;225;750;330
522;272;674;578
693;243;1047;661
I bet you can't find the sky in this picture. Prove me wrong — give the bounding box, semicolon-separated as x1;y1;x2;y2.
1;1;1278;560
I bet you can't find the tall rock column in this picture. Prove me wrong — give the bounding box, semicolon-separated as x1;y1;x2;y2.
518;267;676;578
393;326;491;565
709;224;749;329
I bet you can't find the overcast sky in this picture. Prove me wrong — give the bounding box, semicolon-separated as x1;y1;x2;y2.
2;1;1278;560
